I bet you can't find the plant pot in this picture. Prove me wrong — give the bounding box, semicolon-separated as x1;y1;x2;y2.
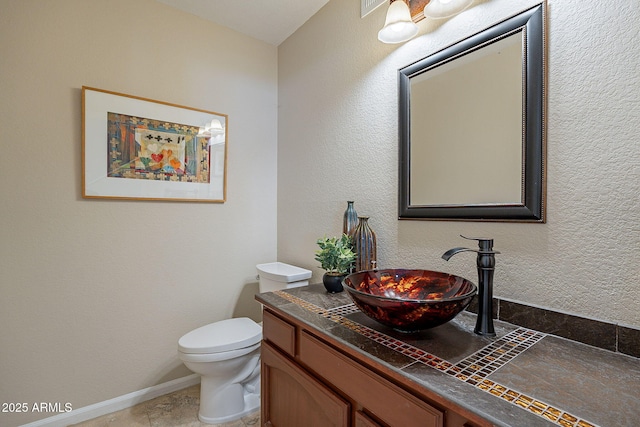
322;273;345;293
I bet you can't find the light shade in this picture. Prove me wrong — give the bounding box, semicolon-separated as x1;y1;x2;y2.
207;119;224;134
198;119;225;137
424;0;473;19
378;1;419;44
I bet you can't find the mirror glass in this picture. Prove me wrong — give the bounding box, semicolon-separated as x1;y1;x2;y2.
399;6;545;222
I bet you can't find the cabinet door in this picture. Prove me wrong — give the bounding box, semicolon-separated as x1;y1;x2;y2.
261;342;350;427
355;410;384;427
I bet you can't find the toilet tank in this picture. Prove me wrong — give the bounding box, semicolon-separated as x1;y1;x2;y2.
256;262;312;293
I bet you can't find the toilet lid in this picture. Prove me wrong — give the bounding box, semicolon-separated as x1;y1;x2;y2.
178;317;262;354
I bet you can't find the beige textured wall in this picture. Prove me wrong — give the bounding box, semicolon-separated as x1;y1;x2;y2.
278;0;640;327
0;1;277;425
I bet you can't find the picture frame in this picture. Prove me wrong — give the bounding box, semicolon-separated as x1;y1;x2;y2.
82;86;228;202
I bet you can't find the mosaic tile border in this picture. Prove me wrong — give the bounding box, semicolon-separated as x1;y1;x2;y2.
273;291;599;427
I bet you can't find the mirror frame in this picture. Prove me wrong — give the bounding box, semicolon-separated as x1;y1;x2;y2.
398;5;546;222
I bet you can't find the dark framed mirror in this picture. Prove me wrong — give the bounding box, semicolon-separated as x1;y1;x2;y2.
399;5;546;222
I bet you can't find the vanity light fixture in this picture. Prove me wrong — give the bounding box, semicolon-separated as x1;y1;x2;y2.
198;119;225;137
378;0;419;44
206;119;224;135
423;0;473;19
198;119;226;146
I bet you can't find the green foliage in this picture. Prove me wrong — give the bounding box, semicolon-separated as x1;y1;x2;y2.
314;234;356;275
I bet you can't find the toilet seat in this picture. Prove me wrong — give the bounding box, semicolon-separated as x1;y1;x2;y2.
178;317;262;355
179;341;261;363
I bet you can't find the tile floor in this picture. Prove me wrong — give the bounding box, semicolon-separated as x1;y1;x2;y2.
69;385;260;427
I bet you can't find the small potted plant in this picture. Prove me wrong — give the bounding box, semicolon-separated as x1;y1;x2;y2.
315;234;357;293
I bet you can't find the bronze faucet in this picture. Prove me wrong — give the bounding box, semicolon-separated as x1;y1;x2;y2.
442;235;500;337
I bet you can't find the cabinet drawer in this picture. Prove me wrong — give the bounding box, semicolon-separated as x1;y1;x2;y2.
300;331;444;427
263;309;296;357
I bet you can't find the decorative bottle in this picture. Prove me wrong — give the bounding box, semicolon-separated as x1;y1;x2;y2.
343;201;358;237
353;216;377;271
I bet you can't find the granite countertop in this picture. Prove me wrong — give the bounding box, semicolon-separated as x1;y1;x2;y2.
256;284;640;427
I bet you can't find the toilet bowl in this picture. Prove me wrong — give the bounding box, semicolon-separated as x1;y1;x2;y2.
178;318;262;424
178;262;311;424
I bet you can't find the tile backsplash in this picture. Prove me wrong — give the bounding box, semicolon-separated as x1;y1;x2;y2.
466;298;640;359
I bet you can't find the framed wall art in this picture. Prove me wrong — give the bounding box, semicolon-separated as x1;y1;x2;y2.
82;86;228;202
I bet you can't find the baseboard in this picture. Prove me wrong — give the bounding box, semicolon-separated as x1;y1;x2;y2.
20;374;200;427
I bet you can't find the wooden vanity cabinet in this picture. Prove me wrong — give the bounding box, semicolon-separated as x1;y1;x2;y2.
261;308;488;427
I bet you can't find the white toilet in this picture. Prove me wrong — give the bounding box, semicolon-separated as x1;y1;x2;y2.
177;262;311;424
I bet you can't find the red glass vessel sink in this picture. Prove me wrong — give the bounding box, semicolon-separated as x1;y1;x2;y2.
343;269;477;332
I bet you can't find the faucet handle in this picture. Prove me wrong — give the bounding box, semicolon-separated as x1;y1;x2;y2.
460;235;500;254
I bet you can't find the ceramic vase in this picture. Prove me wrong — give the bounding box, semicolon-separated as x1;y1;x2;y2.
353;216;377;271
323;273;345;293
343;201;358;237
